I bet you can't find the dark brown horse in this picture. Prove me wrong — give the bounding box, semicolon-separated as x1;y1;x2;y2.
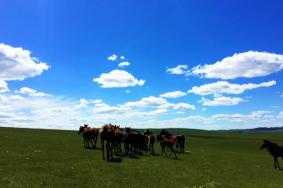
78;124;99;149
157;134;177;159
100;124;116;161
123;127;144;156
261;139;283;169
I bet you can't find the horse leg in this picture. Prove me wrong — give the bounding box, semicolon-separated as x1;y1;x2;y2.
94;136;97;148
171;146;177;159
106;142;110;161
101;137;105;160
276;158;280;169
274;157;278;169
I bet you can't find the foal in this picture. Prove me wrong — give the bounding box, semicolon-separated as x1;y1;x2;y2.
261;139;283;169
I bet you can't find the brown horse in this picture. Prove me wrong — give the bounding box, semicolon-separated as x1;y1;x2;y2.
100;124;116;161
113;125;124;154
143;129;155;154
261;139;283;169
160;129;185;153
157;134;177;159
78;124;99;149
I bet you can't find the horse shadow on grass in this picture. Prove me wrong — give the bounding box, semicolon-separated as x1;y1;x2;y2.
108;157;122;163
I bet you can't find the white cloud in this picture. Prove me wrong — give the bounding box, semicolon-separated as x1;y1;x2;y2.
172;103;195;110
160;91;187;98
77;98;90;108
278;111;283;119
124;96;195;111
120;56;125;60
124;96;169;108
93;69;145;88
0;43;49;81
166;65;188;75
107;54;118;61
191;51;283;79
118;61;130;67
15;87;52;97
125;90;131;93
0;80;9;93
200;95;245;106
188;80;276;96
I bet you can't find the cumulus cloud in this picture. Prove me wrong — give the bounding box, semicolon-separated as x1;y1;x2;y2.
118;61;130;67
120;56;125;60
124;96;169;108
200;95;246;106
160;91;187;98
107;54;118;61
188;80;276;96
77;98;90;108
191;51;283;79
93;69;145;88
172;103;195;110
124;96;195;110
15;87;53;97
0;80;9;93
0;43;49;81
166;65;188;75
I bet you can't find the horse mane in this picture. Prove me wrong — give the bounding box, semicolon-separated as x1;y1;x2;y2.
160;129;172;136
264;139;279;147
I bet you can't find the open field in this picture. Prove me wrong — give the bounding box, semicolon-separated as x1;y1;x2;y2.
1;127;283;188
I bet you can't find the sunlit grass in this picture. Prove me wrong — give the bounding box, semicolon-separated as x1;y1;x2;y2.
1;127;283;188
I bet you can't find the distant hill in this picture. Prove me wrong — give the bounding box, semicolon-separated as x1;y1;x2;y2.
228;126;283;133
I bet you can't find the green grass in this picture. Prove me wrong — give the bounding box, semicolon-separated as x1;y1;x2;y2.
1;127;283;188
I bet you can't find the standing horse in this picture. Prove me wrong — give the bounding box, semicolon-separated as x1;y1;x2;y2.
160;129;185;153
123;127;144;156
176;135;185;153
78;124;99;149
157;134;177;159
144;129;155;154
113;125;124;154
261;139;283;169
100;124;116;161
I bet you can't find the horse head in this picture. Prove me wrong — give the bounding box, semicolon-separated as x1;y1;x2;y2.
78;126;85;134
260;139;270;150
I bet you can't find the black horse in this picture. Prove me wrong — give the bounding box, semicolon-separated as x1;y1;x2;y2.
261;139;283;169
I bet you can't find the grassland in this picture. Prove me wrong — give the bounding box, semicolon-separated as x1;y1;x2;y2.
1;127;283;188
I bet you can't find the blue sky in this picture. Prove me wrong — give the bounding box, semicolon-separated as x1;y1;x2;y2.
0;0;283;130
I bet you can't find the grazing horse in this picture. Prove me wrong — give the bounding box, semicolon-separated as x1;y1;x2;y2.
78;124;99;149
143;129;155;154
100;124;116;161
157;134;177;159
261;139;283;169
160;129;185;153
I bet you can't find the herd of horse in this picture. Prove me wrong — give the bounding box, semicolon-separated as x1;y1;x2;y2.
78;124;283;169
78;124;185;161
